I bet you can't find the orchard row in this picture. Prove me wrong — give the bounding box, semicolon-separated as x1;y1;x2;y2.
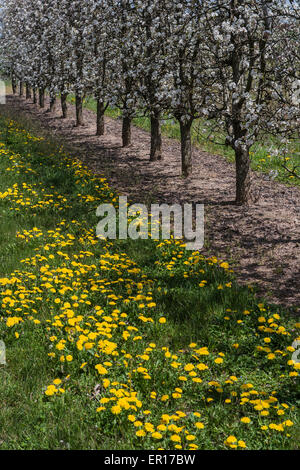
1;0;300;203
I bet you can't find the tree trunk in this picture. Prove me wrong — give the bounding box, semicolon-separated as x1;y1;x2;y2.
235;145;251;205
49;94;57;113
61;92;68;118
75;93;84;126
33;88;37;104
26;84;31;100
96;99;105;136
12;75;17;94
150;112;162;161
39;88;45;108
122;116;131;147
19;81;24;97
179;119;193;177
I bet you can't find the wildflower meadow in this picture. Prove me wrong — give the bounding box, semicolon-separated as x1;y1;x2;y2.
0;116;299;450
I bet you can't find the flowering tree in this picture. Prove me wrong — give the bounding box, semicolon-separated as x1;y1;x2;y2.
1;0;32;97
83;0;113;136
23;0;51;108
1;0;299;204
107;0;142;147
162;0;210;176
0;0;18;93
59;0;91;126
272;0;300;179
203;0;300;204
125;0;211;169
129;0;173;161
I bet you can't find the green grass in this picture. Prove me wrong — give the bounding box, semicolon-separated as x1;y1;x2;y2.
0;109;299;450
68;94;300;188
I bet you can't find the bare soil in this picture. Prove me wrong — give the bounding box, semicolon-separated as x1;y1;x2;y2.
4;94;300;313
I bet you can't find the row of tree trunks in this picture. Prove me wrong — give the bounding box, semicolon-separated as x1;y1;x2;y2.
121;112;163;158
13;79;162;164
14;79;194;183
13;80;251;204
14;80;65;119
11;79;206;185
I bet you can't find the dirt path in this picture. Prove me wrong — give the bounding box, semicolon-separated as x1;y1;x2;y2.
4;94;300;312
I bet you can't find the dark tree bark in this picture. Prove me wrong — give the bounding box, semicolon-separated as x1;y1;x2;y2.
75;93;84;126
150;112;162;161
96;99;105;136
19;81;24;97
39;88;45;108
179;119;193;177
26;84;31;100
227;2;254;205
33;88;37;104
61;92;68;118
122;116;131;147
49;94;57;113
11;75;17;94
234;145;251;205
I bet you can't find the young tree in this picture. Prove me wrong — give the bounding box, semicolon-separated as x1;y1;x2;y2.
1;0;28;97
58;0;91;126
131;0;173;161
108;0;141;147
52;1;72;119
161;0;209;176
84;0;113;136
204;0;300;204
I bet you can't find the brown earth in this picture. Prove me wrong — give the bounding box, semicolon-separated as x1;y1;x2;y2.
4;94;300;313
